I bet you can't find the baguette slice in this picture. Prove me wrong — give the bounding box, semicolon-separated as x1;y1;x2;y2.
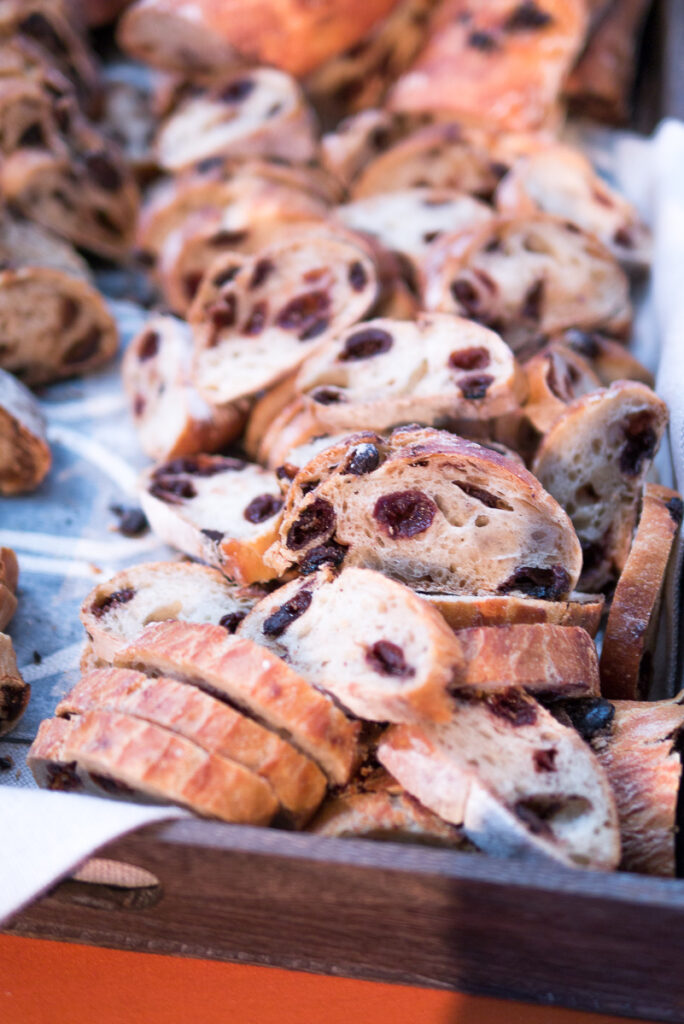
57;667;326;826
0;631;30;736
422;591;604;637
29;710;278;825
238;567;464;723
140;454;283;584
378;687;620;870
80;560;265;663
559;329;654;388
0;367;50;494
517;340;602;440
114;620;361;785
600;484;683;700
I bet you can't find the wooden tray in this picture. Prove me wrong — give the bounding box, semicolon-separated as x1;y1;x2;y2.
5;2;684;1021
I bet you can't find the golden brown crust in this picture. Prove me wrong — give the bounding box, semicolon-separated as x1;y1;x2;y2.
0;368;51;495
0;631;30;737
0;547;18;594
422;591;604;636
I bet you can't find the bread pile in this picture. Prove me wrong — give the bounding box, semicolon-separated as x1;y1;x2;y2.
19;0;684;876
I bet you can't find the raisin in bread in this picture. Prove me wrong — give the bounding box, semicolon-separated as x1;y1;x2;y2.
559;329;654;388
422;591;604;637
140;455;284;585
238;566;464;723
378;686;620;870
80;560;265;663
424;215;632;353
295;313;526;433
29;710;278;824
122;316;246;461
266;426;582;597
0;368;50;494
600;484;682;700
114;620;361;785
532;382;668;591
0;631;30;736
0;547;18;630
57;667;327;826
190;231;378;406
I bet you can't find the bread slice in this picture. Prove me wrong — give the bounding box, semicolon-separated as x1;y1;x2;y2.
238;566;464;723
378;686;620;870
190;229;378;406
0;367;50;494
122;315;246;462
80;560;266;663
422;591;604;637
266;426;582;597
140;454;283;585
114;620;361;785
117;0;242;75
29;710;278;825
456;624;600;699
295;312;526;433
320;108;413;189
57;667;327;826
0;547;18;630
521;340;602;436
600;484;682;700
559;329;654;388
532;382;668;591
591;696;684;875
244;373;299;460
0;631;30;736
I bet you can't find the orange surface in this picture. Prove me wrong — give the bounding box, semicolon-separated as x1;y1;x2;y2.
0;934;656;1024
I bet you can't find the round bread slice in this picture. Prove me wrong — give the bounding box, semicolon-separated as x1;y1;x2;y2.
378;686;620;870
190;231;378;406
295;313;526;433
113;620;361;785
0;631;30;736
80;560;266;663
600;484;682;700
424;215;632;353
28;710;278;825
155;68;318;172
122;315;246;462
57;667;327;827
140;454;284;585
532;382;668;591
238;566;465;723
0;368;50;494
422;591;604;637
266;426;582;597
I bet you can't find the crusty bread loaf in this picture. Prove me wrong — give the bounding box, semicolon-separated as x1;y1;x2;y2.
0;631;30;736
422;591;604;637
532;382;668;591
238;566;464;723
114;620;361;785
266;426;582;597
600;484;682;700
80;560;265;663
140;454;283;584
295;312;526;434
0;368;50;494
122;315;246;462
57;667;327;826
378;686;620;869
29;710;278;824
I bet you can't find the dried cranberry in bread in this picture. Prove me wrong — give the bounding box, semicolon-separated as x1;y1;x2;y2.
495;143;651;268
0;368;50;494
29;710;278;824
190;231;378;406
532;382;668;592
57;668;326;826
559;329;654;388
456;624;600;699
295;313;526;433
424;215;632;353
155;69;318;172
266;426;582;597
0;266;118;386
114;620;361;785
423;591;604;637
309;767;468;846
140;454;283;585
520;340;601;437
0;547;18;630
600;484;682;700
387;0;587;132
80;560;265;663
238;567;464;723
591;697;684;875
0;631;30;736
378;686;620;869
122;316;246;461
